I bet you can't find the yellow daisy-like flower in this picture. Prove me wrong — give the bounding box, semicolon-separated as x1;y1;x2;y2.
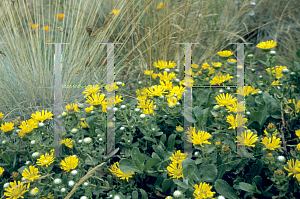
176;125;183;132
85;93;106;106
105;82;119;92
179;77;194;87
4;181;30;199
227;59;237;63
256;40;277;50
30;187;39;195
209;72;233;85
167;86;185;100
211;62;222;68
193;182;215;199
146;85;168;97
191;64;199;69
144;70;153;76
154;60;168;70
284;159;300;178
152;73;158;79
31;24;39;29
22;166;41;182
56;14;65;21
215;93;237;107
65;103;80;113
226;113;248;130
109;162;135;182
60;138;75;149
80;120;90;129
0;167;4;176
261;136;281;150
0;122;14;133
296;129;300;139
36;153;55;167
82;85;102;98
157;2;165;9
226;101;246;113
217;50;233;57
167;61;177;69
271;80;280;85
170;150;188;165
297;143;300;151
43;26;50;31
236;130;258;147
31;110;53;123
85;106;94;113
0;112;4;120
216;141;221;146
158;71;176;81
187;130;212;147
201;62;210;70
60;156;79;172
112;9;120;15
237;86;258;97
160;80;173;91
167;161;183;179
208;66;216;76
167;97;178;107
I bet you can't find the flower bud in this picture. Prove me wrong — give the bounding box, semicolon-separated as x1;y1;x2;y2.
246;111;250;115
38;123;45;128
258;90;263;95
134;108;140;113
120;105;126;110
78;140;82;143
71;128;78;134
159;95;164;100
270;51;276;56
113;107;118;112
83;182;89;186
54;178;62;185
83;137;92;144
251;68;256;73
247;54;254;59
219;89;224;93
218;196;226;199
25;161;31;165
173;190;183;198
3;183;10;189
29;187;39;196
116;82;123;86
277;156;286;163
282;68;289;75
31;140;36;145
68;180;75;187
174;69;180;74
80;197;88;199
140;114;146;118
174;78;180;83
32;152;40;158
138;81;143;85
71;170;78;176
61;188;66;192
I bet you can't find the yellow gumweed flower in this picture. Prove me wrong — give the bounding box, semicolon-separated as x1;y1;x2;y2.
157;2;165;9
112;9;120;15
256;40;277;50
56;14;65;21
43;26;50;31
217;50;233;57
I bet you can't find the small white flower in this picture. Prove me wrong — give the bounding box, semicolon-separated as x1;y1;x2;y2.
114;195;121;199
68;180;75;187
61;188;66;192
54;178;62;184
116;82;123;86
80;197;88;199
173;190;183;197
250;11;255;16
120;105;126;109
78;139;82;143
83;182;89;186
38;123;45;127
99;138;103;141
32;152;40;158
84;137;92;144
25;161;31;165
134;108;140;112
113;107;118;112
218;196;226;199
31;140;36;145
140;114;146;118
277;156;286;163
3;182;10;188
250;2;256;5
71;170;78;176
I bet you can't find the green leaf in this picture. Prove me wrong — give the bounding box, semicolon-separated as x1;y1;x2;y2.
1;153;11;165
214;179;239;199
162;179;174;192
259;60;270;67
85;157;98;166
196;89;210;107
197;108;210;128
193;106;202;118
132;191;139;199
104;148;119;159
154;131;163;136
184;107;195;123
140;189;148;199
249;160;263;181
183;165;194;179
119;159;143;174
216;164;227;180
173;179;192;189
18;166;29;174
167;134;176;151
296;50;300;59
131;147;144;165
143;158;161;173
200;164;217;182
239;182;256;193
143;136;156;143
252;176;263;192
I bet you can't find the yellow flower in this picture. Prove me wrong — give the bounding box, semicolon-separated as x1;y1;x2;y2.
46;40;50;43
82;85;101;98
158;71;176;81
56;14;65;21
22;166;41;182
215;93;237;107
226;113;248;130
60;156;79;172
31;24;39;29
60;138;75;149
176;125;183;132
154;60;168;70
0;167;4;176
201;62;210;70
85;93;106;106
31;110;53;123
236;130;258;147
191;64;199;69
217;50;233;57
30;187;39;195
65;103;80;113
36;153;55;167
187;130;212;147
216;141;221;146
166;86;185;100
170;150;188;165
284;159;300;178
261;136;281;150
80;120;90;129
256;40;277;50
0;122;14;133
226;102;246;113
0;112;4;120
146;85;168;97
167;97;178;107
157;2;165;9
211;62;222;68
272;80;280;85
296;129;300;139
160;80;173;91
209;72;233;85
85;106;94;113
227;59;237;63
43;26;50;31
167;161;183;179
109;162;135;182
193;182;215;199
4;181;30;199
112;9;120;15
237;86;258;96
105;82;119;92
167;61;176;69
144;70;153;76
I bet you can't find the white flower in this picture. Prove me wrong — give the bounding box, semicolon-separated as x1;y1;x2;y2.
173;190;182;197
140;114;146;118
32;152;40;158
61;188;66;192
38;123;45;127
71;170;78;176
3;182;10;188
84;137;92;144
78;140;82;143
80;197;88;199
54;178;62;184
277;156;286;163
71;128;78;133
83;182;89;186
218;196;226;199
250;11;255;16
68;180;75;187
31;140;36;145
